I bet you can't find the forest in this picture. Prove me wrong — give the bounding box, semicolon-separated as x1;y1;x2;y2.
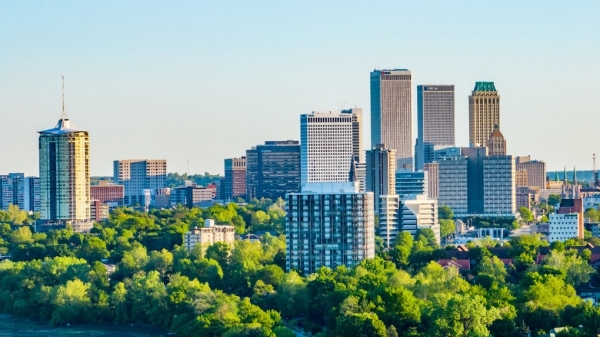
0;200;599;336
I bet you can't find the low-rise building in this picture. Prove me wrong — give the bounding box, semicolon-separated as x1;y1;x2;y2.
548;213;579;243
183;219;235;251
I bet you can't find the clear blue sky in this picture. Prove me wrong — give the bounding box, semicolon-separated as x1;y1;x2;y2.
1;1;599;176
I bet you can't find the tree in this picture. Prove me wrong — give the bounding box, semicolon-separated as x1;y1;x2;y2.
50;278;92;326
428;294;500;337
390;231;413;268
334;312;387;337
76;236;109;262
518;207;534;223
585;208;600;222
438;205;454;220
548;194;562;207
7;204;27;225
439;219;455;239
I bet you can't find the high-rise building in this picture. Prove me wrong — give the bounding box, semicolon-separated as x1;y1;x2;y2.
469;82;500;146
223;157;246;200
395;171;428;197
245;141;301;200
486;127;506;156
113;160;167;205
515;156;547;190
378;194;440;246
424;162;439;200
399;195;440;245
365;144;396;213
39;113;90;225
1;174;41;213
515;169;528;187
416;85;455;170
370;69;413;170
438;156;468;216
184;219;235;251
300;109;361;183
285;182;375;274
483;155;516;215
462;147;488;214
90;182;124;205
0;176;13;211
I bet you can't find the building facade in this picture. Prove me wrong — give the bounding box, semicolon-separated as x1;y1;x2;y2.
515;156;547;190
285;182;375;274
469;82;500;146
113;160;167;205
416;85;455;170
548;213;579;243
486;127;507;156
399;195;440;244
245;140;301;200
365;144;396;213
395;171;428;197
370;69;413;170
483;155;516;216
90;182;124;205
379;195;400;248
300;109;361;183
223;157;246;200
0;174;40;212
184;219;235;251
438;156;468;216
170;185;214;207
423;162;439;200
39;115;90;224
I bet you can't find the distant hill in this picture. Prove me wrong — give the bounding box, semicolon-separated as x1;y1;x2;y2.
547;170;595;184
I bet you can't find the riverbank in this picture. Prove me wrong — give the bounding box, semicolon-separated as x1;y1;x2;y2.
0;314;169;337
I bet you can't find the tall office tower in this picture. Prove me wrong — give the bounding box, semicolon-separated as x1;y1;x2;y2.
22;177;40;212
483;155;516;215
300;109;361;183
415;85;455;170
438;156;468;216
461;147;488;214
285;182;375;274
515;169;529;187
223;157;246;200
370;69;413;170
516;156;547;190
113;160;167;205
423;162;439;199
346;109;363;163
39;112;90;224
399;195;440;245
469;82;500;146
486;127;506;156
395;171;428;197
365;144;396;213
246;141;301;200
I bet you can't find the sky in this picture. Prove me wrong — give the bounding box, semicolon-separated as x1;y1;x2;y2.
1;1;599;176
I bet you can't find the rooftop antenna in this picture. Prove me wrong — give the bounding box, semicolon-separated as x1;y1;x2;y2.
60;75;68;120
594;153;599;188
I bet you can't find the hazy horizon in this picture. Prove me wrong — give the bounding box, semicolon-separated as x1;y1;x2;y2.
2;1;599;176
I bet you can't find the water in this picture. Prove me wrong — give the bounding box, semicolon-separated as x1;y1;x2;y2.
0;315;168;337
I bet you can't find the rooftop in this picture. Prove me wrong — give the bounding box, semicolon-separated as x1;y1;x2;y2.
39;118;86;135
473;81;497;92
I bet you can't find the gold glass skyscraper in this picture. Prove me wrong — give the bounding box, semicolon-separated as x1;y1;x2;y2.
39;115;90;224
469;82;500;146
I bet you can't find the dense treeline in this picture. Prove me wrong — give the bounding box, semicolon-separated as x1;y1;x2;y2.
1;202;600;336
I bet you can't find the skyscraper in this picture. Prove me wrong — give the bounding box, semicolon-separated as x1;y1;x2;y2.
300;109;361;183
223;157;246;200
370;69;413;170
486;127;507;156
469;82;500;146
39;111;90;225
415;85;455;170
246;141;301;200
0;174;40;212
113;160;167;205
365;144;396;213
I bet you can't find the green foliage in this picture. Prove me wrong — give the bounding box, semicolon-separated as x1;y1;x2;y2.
548;194;562;206
518;207;534;223
585;208;600;222
438;205;454;220
439;219;455;239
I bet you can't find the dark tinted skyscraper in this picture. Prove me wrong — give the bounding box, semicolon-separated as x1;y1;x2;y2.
223;157;246;200
370;69;412;170
415;85;455;170
246;141;300;200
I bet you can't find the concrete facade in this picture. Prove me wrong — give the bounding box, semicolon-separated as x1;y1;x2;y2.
371;69;413;170
438;156;468;216
424;162;439;200
416;85;455;170
223;157;246;200
365;144;396;213
184;219;235;251
113;159;167;205
469;82;500;146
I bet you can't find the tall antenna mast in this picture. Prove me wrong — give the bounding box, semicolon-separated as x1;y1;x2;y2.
61;75;68;119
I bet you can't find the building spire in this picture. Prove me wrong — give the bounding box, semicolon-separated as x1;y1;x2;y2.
563;166;567;185
61;75;68;120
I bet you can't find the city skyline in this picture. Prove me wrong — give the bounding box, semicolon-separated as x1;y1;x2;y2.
1;2;599;175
